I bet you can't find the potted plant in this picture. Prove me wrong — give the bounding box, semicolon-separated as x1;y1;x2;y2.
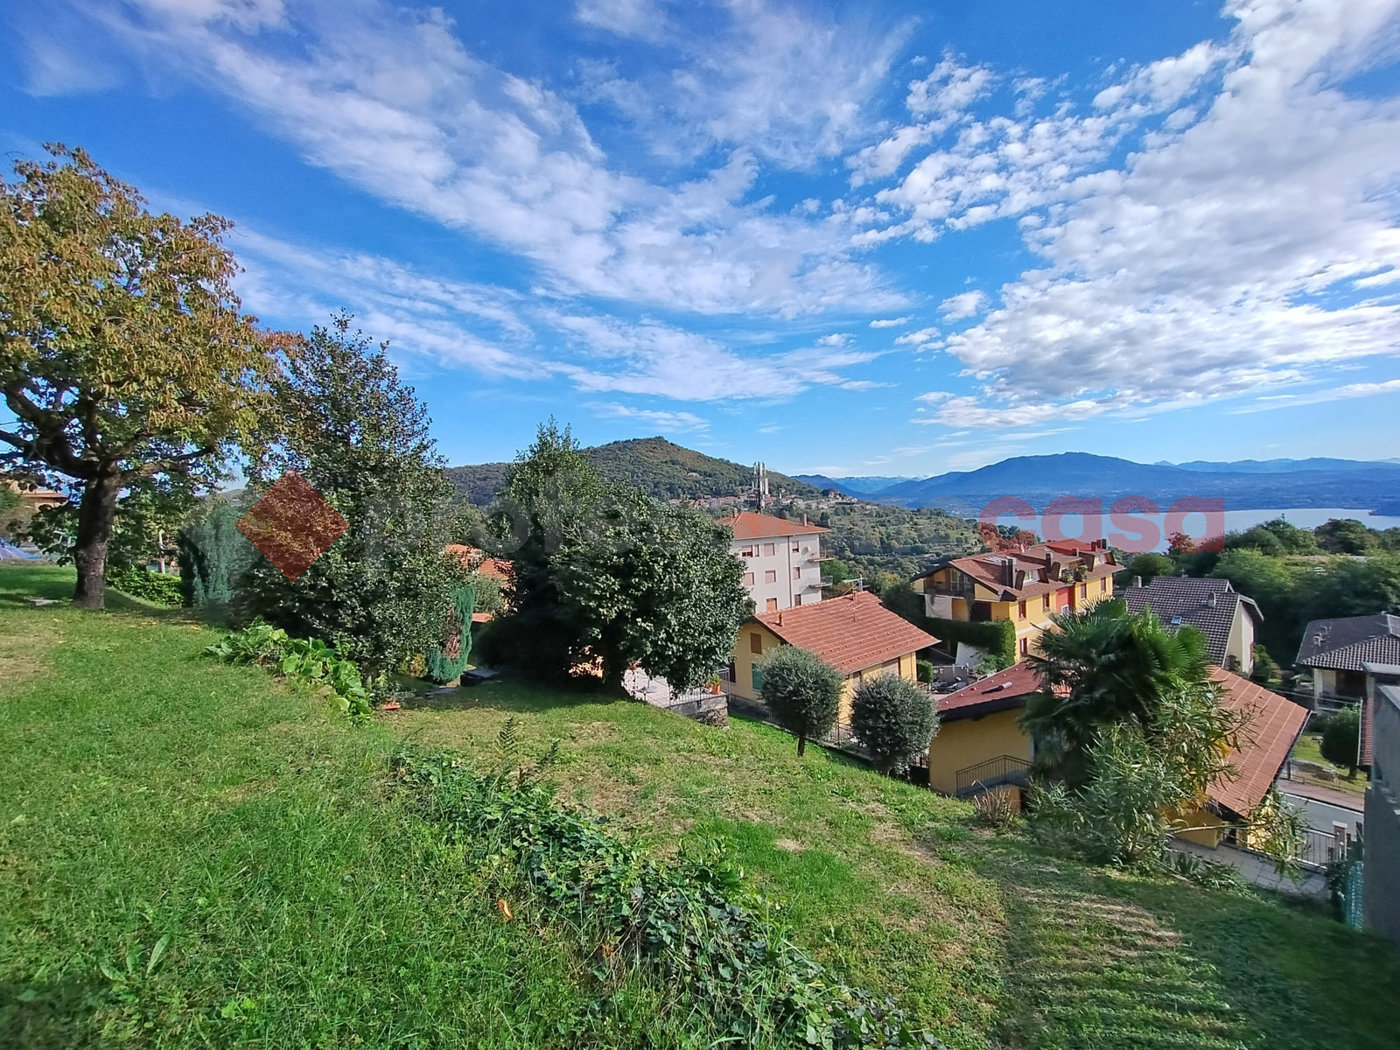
706;673;722;695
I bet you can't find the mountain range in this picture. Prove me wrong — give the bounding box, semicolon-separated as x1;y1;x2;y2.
796;453;1400;514
447;437;819;506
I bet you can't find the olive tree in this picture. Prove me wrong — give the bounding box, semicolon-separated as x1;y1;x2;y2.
0;145;285;607
760;646;843;756
851;674;938;774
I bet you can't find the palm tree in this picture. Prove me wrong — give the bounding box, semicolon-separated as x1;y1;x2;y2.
1021;600;1213;788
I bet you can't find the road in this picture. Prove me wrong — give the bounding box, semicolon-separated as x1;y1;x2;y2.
1281;790;1364;836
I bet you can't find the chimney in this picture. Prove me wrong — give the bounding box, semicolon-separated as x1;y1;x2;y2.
803;513;808;526
1132;576;1142;589
1209;591;1218;608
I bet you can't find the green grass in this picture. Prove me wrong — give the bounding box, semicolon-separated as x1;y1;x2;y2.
4;564;1400;1049
1288;734;1367;796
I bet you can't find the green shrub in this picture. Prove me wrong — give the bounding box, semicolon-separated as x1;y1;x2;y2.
759;646;844;756
425;584;476;684
916;658;935;684
926;617;1016;669
1320;706;1361;775
851;674;938;775
1250;643;1281;684
205;623;373;721
106;566;182;606
397;745;941;1049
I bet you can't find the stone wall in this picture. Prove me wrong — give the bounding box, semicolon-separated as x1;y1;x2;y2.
665;693;729;729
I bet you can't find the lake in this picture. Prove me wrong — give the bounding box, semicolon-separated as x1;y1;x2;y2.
1000;507;1400;554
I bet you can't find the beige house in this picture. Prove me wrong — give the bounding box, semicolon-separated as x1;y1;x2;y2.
1121;576;1262;675
720;511;826;613
730;590;937;725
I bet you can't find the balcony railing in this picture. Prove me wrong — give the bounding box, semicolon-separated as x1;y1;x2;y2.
954;754;1031;798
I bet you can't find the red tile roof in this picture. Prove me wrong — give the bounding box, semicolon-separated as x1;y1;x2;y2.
755;591;937;675
916;541;1117;602
445;545;513;582
1207;667;1308;818
721;510;827;541
935;661;1045;719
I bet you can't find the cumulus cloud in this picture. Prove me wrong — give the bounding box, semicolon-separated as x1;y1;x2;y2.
865;0;1400;426
938;290;987;321
60;0;904;320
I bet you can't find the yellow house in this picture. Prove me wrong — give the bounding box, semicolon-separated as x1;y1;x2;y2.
911;540;1118;660
926;662;1041;795
928;661;1308;848
730;590;938;726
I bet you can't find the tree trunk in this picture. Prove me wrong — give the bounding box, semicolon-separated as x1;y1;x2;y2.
72;474;121;609
602;648;627;695
797;735;807;756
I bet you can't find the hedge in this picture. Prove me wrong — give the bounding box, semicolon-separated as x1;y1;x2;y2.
926;617;1017;669
106;566;183;607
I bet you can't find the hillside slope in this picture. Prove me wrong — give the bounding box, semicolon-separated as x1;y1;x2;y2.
7;566;1396;1050
448;437;819;505
878;452;1400;512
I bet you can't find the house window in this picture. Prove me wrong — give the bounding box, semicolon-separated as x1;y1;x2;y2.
1020;637;1029;655
1042;594;1051;611
792;567;801;580
740;546;754;558
1100;578;1107;593
792;541;801;553
743;572;754;587
794;594;803;606
1018;600;1027;619
1079;584;1087;600
749;633;763;654
764;569;777;584
763;543;776;556
752;664;764;691
765;598;778;612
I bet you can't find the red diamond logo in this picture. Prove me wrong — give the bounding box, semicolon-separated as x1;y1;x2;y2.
237;471;348;581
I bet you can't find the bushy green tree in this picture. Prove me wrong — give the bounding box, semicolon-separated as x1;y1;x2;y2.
493;422;749;691
880;580;925;628
1120;552;1174;585
1320;706;1361;777
852;674;938;775
237;315;464;675
759;646;843;756
1250;644;1281;685
0;145;285;607
1315;518;1376;555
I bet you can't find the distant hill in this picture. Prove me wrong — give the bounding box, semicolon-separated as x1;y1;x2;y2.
447;437;820;506
1170;458;1398;474
876;452;1400;513
793;474;913;496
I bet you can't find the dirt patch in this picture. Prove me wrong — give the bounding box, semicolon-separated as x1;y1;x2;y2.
0;618;64;692
774;838;806;852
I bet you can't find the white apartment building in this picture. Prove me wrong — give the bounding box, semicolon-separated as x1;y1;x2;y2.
721;511;826;612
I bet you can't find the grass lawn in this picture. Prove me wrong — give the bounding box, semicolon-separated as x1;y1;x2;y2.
4;564;1400;1049
1288;733;1367;796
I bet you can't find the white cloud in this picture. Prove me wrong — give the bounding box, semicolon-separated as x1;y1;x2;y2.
1235;378;1400;412
938;290;987;321
575;0;667;41
863;0;1400;425
895;327;942;347
542;313;881;401
589;402;710;431
869;316;910;328
63;0;905;319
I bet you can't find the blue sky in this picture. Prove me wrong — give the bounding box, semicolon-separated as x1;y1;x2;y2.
4;0;1400;477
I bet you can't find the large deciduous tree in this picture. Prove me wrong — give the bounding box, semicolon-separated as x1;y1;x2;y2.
237;315;465;675
0;145;285;607
491;421;750;691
